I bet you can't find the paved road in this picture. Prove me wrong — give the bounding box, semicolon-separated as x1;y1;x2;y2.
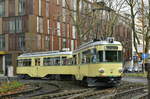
122;77;147;84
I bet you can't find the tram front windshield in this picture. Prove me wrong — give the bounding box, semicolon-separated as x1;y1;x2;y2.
98;51;122;62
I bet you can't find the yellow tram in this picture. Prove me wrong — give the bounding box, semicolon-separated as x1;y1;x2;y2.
17;38;123;86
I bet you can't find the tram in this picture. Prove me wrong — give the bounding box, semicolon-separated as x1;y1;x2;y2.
17;38;123;86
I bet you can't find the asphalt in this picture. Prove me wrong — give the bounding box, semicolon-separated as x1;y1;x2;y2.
0;75;148;85
122;76;147;84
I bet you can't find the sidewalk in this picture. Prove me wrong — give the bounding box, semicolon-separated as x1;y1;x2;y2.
0;74;19;82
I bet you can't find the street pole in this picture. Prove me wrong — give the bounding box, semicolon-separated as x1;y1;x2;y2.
147;0;150;98
145;62;150;98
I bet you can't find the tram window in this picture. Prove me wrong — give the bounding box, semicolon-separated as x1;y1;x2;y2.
82;50;91;64
91;48;97;63
98;51;103;62
118;51;122;62
72;55;77;65
62;57;67;65
17;59;23;66
66;58;73;65
54;57;60;65
35;58;40;66
18;59;31;66
91;55;97;63
43;57;60;66
105;51;118;62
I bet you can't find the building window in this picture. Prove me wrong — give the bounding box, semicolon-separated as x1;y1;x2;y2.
0;35;5;50
59;38;61;50
67;24;69;38
72;26;76;39
45;36;50;49
62;0;65;7
29;0;34;15
57;22;61;36
18;0;26;15
9;0;15;16
71;40;74;51
37;16;43;33
39;0;42;16
0;0;5;17
16;17;22;33
18;34;25;50
61;23;66;37
9;19;16;33
37;34;41;49
46;1;49;17
47;19;50;34
62;38;66;48
57;0;60;5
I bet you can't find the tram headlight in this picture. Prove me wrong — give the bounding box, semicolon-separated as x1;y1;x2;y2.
99;68;104;73
118;68;123;73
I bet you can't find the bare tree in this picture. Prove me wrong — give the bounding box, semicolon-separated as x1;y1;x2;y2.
136;0;150;53
125;0;140;53
65;0;129;45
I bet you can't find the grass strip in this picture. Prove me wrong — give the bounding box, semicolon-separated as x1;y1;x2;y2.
124;72;147;77
0;81;24;93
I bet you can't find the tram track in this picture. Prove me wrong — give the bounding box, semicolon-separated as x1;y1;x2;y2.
103;86;148;99
32;88;96;99
32;82;146;99
0;78;147;99
90;85;148;99
0;80;61;99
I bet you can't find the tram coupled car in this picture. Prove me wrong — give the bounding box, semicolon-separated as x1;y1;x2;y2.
17;51;77;80
16;39;123;87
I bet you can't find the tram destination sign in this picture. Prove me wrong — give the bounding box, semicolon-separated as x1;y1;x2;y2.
105;46;118;50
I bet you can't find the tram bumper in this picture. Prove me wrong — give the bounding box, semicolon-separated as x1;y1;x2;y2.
86;77;122;87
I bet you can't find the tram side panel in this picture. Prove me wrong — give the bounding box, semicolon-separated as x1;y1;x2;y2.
37;66;79;77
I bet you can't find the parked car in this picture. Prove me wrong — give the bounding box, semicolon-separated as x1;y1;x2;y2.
123;66;134;73
133;66;142;72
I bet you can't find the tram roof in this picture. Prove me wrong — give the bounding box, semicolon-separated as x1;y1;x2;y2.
18;51;73;58
74;40;122;53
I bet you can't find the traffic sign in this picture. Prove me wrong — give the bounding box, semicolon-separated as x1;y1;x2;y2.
142;53;149;59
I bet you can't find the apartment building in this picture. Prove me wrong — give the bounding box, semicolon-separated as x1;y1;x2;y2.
0;0;132;75
0;0;78;75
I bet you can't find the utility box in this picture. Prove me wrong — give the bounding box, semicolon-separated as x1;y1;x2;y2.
8;66;14;77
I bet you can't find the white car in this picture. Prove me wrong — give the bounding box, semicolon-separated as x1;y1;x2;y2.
127;66;134;72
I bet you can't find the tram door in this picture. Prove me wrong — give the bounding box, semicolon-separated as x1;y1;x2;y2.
34;58;40;77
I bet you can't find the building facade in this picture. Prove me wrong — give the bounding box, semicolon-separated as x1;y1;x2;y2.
0;0;132;75
0;0;78;75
